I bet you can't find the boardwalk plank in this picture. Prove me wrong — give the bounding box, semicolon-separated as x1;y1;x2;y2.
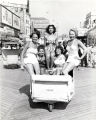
0;63;96;120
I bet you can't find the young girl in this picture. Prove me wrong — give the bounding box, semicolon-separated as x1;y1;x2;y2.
54;46;65;75
37;45;46;74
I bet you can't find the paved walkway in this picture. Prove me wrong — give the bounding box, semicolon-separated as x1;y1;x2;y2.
0;59;96;120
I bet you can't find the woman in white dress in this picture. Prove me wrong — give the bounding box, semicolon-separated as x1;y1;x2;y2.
21;32;40;78
21;32;40;94
54;46;65;74
62;29;87;75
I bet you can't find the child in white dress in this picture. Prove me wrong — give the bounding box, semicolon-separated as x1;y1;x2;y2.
54;46;65;75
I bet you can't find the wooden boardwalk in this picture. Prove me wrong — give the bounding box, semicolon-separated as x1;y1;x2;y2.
0;60;96;120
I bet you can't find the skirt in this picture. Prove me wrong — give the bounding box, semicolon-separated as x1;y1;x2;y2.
66;56;80;66
24;53;39;65
45;44;56;53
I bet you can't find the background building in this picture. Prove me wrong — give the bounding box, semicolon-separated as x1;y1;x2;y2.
0;4;20;40
84;12;96;29
84;12;96;46
31;17;49;36
0;0;31;39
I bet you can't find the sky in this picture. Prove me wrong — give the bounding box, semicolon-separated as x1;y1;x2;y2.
29;0;96;35
0;0;96;35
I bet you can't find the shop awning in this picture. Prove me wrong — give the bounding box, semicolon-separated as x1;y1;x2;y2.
1;37;20;42
2;41;19;45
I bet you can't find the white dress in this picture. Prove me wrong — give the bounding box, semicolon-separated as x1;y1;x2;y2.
53;54;65;75
24;47;39;65
54;54;65;67
66;39;80;66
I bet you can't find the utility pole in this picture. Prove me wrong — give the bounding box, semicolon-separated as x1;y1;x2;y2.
26;0;29;13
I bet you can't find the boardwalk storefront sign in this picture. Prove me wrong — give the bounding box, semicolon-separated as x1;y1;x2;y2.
77;28;88;37
0;5;20;30
13;14;20;30
0;6;12;26
87;27;96;45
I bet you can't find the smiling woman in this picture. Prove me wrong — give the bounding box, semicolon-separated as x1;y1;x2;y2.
21;32;40;74
62;29;87;75
44;24;58;69
21;32;41;94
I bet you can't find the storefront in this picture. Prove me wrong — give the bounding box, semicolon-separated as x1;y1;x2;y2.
0;4;20;42
87;26;96;46
0;5;22;66
77;28;88;45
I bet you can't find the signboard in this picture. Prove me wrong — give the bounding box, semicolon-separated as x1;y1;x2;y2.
77;28;88;37
1;6;12;26
33;23;49;29
13;14;20;30
0;5;20;30
33;20;49;24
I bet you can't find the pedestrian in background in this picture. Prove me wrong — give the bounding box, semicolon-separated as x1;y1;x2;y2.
80;43;88;67
86;44;92;67
91;44;96;67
